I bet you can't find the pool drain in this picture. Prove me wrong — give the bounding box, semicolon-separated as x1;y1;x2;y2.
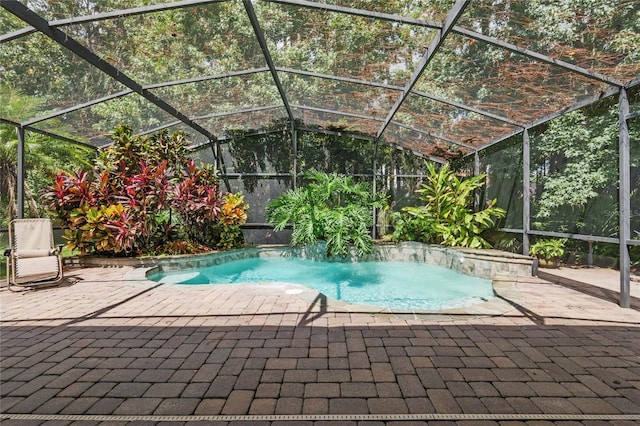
3;413;639;422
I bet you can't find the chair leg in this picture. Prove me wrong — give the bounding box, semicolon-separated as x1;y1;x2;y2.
5;255;64;291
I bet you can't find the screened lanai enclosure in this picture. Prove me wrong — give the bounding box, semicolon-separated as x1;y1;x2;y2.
1;0;639;307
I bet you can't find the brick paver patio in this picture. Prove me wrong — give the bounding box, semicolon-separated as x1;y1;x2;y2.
1;265;639;425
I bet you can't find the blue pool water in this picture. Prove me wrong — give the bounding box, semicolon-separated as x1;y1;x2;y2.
147;257;493;310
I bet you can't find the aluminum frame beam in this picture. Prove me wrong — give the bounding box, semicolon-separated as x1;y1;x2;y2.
16;126;25;219
292;125;298;189
501;229;620;245
1;0;230;43
473;151;481;210
143;67;270;90
2;2;217;143
22;89;133;127
291;104;384;123
297;127;375;142
215;128;288;143
522;129;531;256
276;67;402;91
376;0;470;140
24;126;97;148
619;88;631;308
136;121;183;137
242;0;295;122
191;105;285;122
410;90;526;128
264;0;441;29
391;122;475;151
1;117;98;149
0;26;36;43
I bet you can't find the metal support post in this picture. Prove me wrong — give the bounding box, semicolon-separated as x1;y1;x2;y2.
619;88;631;308
372;140;379;239
210;138;218;168
17;126;25;219
292;124;298;189
522;129;531;257
217;140;231;193
474;150;481;211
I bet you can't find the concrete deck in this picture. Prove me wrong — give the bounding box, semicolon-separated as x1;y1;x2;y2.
1;265;639;425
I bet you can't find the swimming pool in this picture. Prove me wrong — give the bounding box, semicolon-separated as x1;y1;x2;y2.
147;256;494;311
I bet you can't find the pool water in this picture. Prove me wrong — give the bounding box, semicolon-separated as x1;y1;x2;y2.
147;257;494;310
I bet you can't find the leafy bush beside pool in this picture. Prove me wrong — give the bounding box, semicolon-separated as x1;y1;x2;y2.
42;124;248;256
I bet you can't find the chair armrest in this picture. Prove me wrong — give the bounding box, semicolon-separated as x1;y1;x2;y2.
3;248;11;257
54;244;64;255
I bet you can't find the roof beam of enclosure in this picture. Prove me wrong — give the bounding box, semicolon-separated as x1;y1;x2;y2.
392;122;475;150
1;2;218;142
23;126;97;148
276;67;402;91
0;26;34;43
264;0;441;29
1;115;97;148
0;117;22;127
242;0;295;123
143;68;270;90
452;27;624;87
190;105;284;121
215;128;293;143
297;126;376;141
1;0;229;43
267;1;625;89
22;89;133;127
136;120;182;137
376;0;470;140
387;143;445;164
626;78;640;90
292;104;384;123
410;90;526;128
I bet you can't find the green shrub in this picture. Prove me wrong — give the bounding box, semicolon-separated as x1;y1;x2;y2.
43;124;248;255
391;163;505;248
266;171;386;257
529;238;566;263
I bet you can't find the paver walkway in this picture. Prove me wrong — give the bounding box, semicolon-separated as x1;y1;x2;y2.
1;265;639;425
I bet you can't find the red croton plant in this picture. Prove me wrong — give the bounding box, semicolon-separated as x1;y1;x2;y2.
43;124;248;256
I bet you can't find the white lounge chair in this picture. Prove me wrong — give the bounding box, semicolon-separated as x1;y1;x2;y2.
4;218;63;291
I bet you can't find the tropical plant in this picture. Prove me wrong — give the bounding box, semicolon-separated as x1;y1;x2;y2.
391;163;506;248
529;238;567;265
266;171;386;257
43;124;248;255
213;193;250;249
